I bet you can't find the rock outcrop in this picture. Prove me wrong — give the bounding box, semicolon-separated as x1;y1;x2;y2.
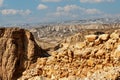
29;25;117;50
0;28;49;80
19;29;120;80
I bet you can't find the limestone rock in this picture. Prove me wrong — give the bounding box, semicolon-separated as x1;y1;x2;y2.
85;35;98;42
110;31;119;39
95;49;105;57
74;50;82;56
99;34;109;41
0;28;48;80
87;58;95;67
112;45;120;59
94;38;101;45
74;42;86;49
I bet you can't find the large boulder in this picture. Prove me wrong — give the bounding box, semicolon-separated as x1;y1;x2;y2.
85;35;98;42
0;28;49;80
99;34;109;41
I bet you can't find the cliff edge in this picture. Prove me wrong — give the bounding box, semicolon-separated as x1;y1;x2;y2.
0;28;49;80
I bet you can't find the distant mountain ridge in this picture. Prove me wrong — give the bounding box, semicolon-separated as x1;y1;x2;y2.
29;23;120;40
1;17;120;27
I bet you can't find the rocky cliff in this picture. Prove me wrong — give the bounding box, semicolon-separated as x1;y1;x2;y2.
0;28;49;80
1;27;120;80
19;29;120;80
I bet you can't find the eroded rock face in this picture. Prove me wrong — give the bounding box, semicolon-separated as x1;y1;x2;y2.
19;30;120;80
0;28;48;80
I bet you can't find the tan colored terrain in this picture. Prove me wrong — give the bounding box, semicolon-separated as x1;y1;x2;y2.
19;29;120;80
0;28;49;80
0;27;120;80
30;23;120;50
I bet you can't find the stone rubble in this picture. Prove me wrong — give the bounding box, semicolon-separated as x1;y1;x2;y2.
19;30;120;80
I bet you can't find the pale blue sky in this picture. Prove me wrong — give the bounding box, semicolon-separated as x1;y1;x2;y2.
0;0;120;24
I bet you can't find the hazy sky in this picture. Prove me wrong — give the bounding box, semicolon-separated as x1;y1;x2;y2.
0;0;120;24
